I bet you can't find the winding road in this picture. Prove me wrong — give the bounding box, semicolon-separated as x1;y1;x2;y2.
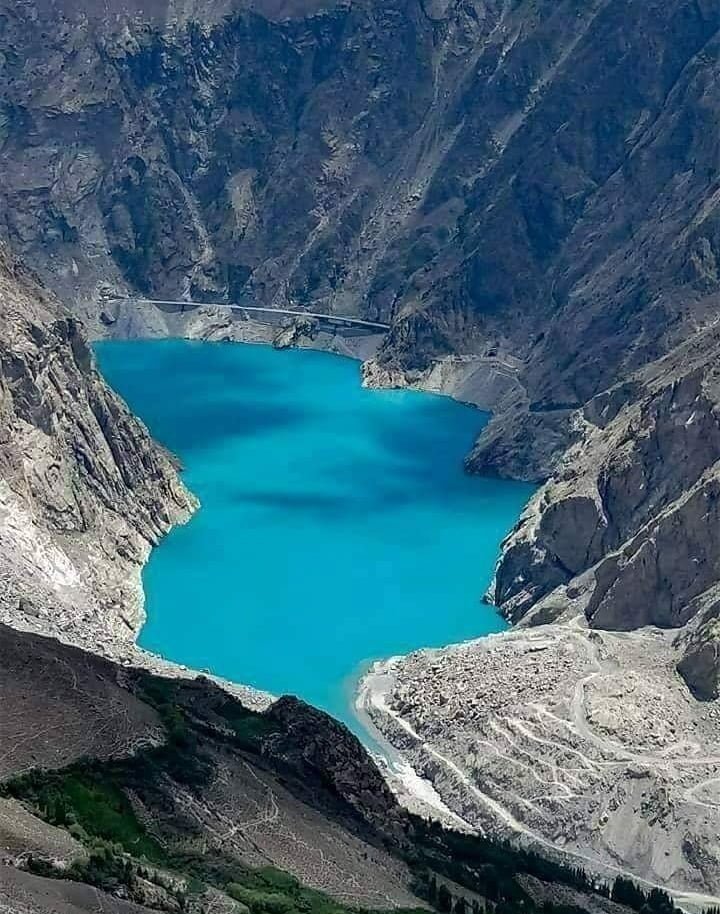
359;624;720;913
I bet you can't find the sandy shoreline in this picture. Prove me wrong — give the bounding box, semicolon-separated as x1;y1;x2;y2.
353;658;472;830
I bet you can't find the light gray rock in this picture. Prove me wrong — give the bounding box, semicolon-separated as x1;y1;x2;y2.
0;245;195;650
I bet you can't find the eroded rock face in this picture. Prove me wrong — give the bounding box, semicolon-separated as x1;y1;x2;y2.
2;0;720;895
272;316;319;349
361;605;720;894
2;0;720;622
492;324;720;691
0;246;196;649
2;0;719;484
1;0;717;394
678;619;720;701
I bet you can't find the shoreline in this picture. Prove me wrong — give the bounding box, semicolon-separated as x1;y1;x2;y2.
90;319;532;834
353;657;474;830
77;315;720;905
355;653;720;914
97;300;524;414
94;329;521;733
356;624;720;911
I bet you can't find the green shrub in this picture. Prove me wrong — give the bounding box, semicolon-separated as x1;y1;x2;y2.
227;883;295;914
3;768;166;864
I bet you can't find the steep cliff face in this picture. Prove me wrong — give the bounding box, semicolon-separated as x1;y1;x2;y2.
0;247;195;651
3;0;717;418
491;320;720;694
2;0;719;474
2;0;720;745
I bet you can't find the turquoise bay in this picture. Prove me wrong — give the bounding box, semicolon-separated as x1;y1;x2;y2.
95;340;533;730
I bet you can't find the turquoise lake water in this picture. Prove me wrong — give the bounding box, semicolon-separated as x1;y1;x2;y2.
95;340;533;730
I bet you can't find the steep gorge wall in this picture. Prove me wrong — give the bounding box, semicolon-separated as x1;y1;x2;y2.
491;323;720;698
2;0;717;402
0;246;195;651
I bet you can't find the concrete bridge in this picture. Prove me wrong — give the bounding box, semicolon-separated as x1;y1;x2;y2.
105;297;390;332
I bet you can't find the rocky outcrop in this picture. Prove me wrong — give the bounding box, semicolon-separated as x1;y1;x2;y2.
264;695;405;832
272;316;319;349
493;325;720;675
678;617;720;701
0;246;196;651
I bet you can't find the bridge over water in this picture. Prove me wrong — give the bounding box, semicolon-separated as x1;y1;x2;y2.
105;297;390;333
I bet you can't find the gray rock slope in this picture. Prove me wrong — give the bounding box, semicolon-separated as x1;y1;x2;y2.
0;622;422;912
495;322;720;696
0;245;195;651
1;622;647;914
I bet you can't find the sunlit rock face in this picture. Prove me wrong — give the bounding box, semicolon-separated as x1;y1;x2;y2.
0;245;195;649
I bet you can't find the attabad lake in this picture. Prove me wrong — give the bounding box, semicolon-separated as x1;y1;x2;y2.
95;340;533;732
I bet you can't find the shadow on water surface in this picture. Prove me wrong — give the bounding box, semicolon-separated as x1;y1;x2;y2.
228;489;353;519
157;400;311;454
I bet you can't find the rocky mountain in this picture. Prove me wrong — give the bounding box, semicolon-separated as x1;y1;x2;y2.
2;1;716;395
2;0;720;902
0;245;195;654
0;621;660;914
0;194;650;914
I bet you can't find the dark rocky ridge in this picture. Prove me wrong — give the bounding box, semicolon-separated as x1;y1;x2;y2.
0;621;421;910
0;622;649;914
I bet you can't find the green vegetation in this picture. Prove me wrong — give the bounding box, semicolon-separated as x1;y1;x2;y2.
1;762;418;914
135;671;281;752
225;866;375;914
609;878;679;914
26;846;135;892
0;675;709;914
213;701;281;749
4;767;166;864
407;818;693;914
